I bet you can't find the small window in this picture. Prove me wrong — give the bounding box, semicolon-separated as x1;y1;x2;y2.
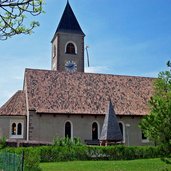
12;123;16;135
10;120;24;138
65;121;71;138
119;121;125;143
142;132;149;143
142;132;147;140
92;122;98;140
119;123;123;135
53;45;56;57
66;43;75;54
17;123;22;135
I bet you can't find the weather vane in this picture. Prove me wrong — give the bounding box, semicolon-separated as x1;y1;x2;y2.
85;45;90;67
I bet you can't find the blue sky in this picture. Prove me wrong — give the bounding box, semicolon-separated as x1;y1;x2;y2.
0;0;171;106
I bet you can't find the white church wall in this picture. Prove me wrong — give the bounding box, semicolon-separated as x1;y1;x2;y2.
118;116;153;146
28;110;104;143
0;116;26;140
28;110;153;146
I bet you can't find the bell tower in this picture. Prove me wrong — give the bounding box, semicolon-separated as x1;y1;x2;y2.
51;1;85;72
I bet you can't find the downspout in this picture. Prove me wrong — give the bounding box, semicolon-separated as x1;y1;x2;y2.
24;75;30;141
26;88;30;141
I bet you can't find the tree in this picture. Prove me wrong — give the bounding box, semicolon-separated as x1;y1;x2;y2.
140;61;171;155
0;0;44;40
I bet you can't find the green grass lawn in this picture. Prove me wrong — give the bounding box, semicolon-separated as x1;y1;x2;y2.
40;158;171;171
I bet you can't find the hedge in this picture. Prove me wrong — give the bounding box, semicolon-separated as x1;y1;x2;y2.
1;145;163;163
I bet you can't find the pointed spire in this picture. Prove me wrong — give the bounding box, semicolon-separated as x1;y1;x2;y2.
100;100;123;143
55;1;84;35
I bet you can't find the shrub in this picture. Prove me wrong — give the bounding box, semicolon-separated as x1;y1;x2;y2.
40;146;88;162
1;147;41;170
53;137;82;147
39;145;162;162
23;147;41;170
0;137;6;149
1;145;164;163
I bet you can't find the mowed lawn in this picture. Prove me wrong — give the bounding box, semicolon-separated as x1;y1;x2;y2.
40;158;171;171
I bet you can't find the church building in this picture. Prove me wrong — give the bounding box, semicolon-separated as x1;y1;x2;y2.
0;2;154;146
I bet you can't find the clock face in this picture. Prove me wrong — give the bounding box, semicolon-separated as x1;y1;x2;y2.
65;60;77;72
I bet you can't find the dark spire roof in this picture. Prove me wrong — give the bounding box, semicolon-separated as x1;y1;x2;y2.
55;1;84;35
100;100;123;142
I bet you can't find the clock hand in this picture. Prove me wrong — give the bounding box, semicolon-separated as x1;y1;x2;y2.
68;64;74;68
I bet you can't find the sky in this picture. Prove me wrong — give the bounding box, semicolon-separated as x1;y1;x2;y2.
0;0;171;106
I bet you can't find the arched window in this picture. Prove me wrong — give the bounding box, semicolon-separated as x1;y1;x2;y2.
10;120;24;138
65;121;71;138
12;123;16;135
119;122;123;136
66;43;75;54
92;122;98;140
141;131;149;143
119;121;125;143
53;45;56;57
17;123;22;135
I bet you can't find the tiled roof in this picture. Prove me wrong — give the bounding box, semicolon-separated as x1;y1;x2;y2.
25;68;154;115
55;1;84;35
100;100;123;141
0;90;26;116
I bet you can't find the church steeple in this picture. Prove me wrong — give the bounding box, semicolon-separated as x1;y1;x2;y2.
51;1;85;72
56;1;84;35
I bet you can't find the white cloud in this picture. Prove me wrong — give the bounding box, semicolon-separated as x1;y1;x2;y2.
0;89;17;107
13;76;23;80
85;66;111;74
140;71;158;78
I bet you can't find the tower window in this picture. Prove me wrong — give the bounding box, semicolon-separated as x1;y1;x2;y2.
66;42;76;54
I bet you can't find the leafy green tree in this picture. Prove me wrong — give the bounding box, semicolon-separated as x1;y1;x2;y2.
140;61;171;155
0;0;44;40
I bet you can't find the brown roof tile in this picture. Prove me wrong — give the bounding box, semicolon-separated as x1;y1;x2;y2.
25;69;154;115
0;90;26;116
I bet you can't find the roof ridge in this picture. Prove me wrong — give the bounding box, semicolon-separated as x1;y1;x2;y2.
25;68;155;79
